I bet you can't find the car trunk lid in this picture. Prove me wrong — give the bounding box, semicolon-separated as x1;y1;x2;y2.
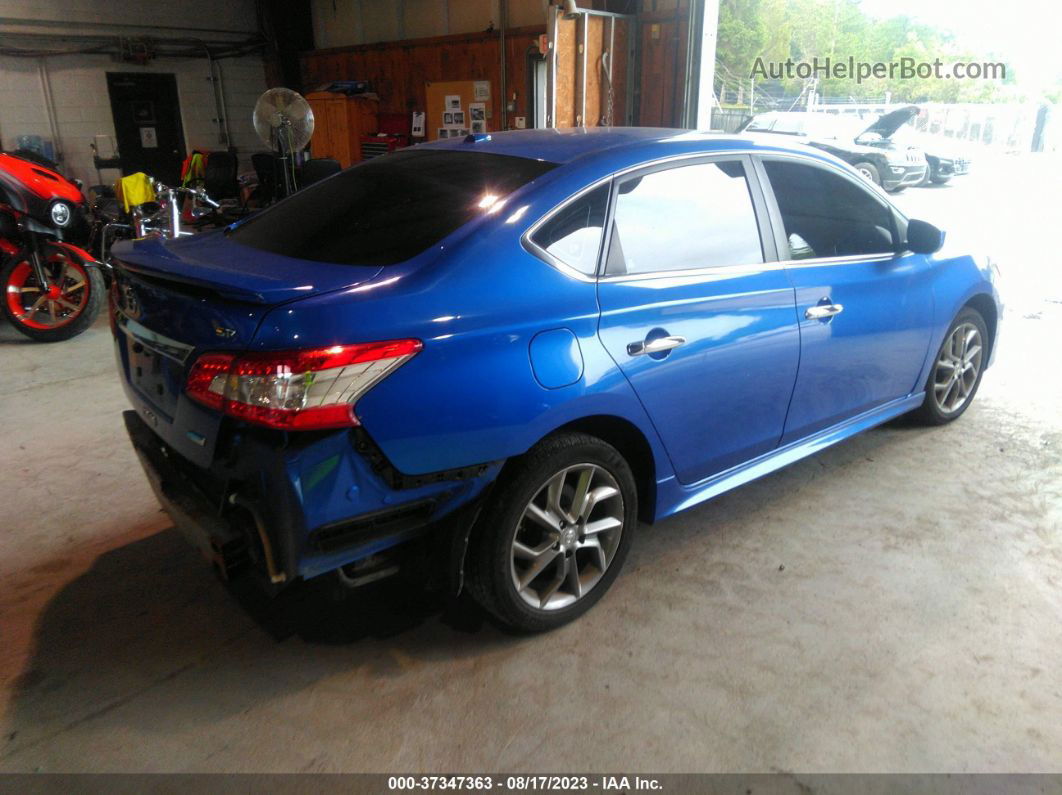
111;234;383;467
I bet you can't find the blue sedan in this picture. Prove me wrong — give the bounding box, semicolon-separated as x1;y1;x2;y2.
111;128;1001;632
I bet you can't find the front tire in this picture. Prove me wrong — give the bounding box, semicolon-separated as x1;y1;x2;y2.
467;432;637;632
2;246;104;342
910;307;989;425
852;161;881;185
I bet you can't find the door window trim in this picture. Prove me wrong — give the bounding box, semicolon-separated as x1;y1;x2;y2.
522;178;613;283
753;153;903;264
598;153;777;281
521;148;909;283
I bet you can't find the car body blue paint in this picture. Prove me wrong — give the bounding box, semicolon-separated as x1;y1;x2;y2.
111;128;1001;581
779;251;936;443
529;328;584;388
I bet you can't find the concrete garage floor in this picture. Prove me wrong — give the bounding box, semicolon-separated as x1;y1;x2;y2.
1;155;1060;773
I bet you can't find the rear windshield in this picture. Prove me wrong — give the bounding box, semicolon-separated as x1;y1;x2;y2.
229;149;557;266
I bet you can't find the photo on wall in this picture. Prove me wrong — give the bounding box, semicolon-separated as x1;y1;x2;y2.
437;128;449;139
471;120;486;134
443;112;454;125
470;103;486;122
453;111;465;126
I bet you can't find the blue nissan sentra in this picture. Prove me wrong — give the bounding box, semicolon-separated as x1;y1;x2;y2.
111;128;1000;632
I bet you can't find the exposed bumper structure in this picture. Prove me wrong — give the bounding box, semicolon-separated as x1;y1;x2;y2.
122;409;500;586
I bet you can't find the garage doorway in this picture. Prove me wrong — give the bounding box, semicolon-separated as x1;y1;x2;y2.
106;73;186;185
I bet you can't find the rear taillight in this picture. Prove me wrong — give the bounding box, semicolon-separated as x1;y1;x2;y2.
185;339;422;430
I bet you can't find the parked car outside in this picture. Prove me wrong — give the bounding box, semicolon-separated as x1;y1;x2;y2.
741;107;928;192
890;127;972;185
111;128;1000;632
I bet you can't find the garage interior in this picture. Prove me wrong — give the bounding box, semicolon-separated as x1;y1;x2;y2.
1;0;1061;777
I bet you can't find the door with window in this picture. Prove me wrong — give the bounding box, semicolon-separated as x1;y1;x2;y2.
757;157;935;443
594;156;800;485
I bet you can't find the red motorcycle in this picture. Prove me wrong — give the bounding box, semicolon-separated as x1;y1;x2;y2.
0;153;104;341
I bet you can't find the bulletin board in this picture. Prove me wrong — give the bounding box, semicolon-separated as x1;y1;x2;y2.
425;80;492;141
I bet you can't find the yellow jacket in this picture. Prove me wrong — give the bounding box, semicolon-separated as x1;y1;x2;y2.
117;172;156;212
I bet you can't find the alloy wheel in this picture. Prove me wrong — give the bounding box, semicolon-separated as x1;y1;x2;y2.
509;463;625;611
932;322;983;414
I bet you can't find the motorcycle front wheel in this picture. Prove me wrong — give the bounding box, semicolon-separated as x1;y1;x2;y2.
2;246;105;342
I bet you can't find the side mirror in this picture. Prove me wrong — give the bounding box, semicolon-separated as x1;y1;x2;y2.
906;218;945;254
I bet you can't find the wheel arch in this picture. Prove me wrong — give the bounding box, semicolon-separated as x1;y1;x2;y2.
963;293;998;361
534;414;658;524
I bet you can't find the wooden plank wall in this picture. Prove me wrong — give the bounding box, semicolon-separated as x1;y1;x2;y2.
553;14;578;127
300;26;546;129
553;11;631;128
299;3;692;132
635;2;691;128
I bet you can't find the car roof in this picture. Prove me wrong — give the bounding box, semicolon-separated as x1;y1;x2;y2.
416;126;831;165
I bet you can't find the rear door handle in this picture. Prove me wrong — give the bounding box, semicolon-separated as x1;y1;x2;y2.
805;303;844;320
627;335;687;357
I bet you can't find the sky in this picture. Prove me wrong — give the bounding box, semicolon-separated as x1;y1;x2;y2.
857;0;1062;94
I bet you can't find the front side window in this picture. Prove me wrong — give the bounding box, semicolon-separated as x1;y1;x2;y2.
229;150;556;266
529;183;609;276
762;159;896;259
604;160;764;276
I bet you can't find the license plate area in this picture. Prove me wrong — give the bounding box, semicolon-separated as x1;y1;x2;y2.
117;310;195;420
129;341;178;417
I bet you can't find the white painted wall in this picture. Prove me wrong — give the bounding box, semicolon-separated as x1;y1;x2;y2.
0;0;269;186
312;0;547;50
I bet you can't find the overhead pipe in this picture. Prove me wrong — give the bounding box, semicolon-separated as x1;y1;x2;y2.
0;15;259;38
562;0;633;20
0;28;264;59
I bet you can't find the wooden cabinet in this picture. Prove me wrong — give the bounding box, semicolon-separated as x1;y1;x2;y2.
305;93;379;168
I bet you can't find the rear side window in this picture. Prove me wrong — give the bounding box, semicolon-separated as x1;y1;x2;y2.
229;150;556;266
604;160;764;276
529;183;610;276
762;160;896;259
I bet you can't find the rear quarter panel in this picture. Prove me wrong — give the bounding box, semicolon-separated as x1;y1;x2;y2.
250;183;669;480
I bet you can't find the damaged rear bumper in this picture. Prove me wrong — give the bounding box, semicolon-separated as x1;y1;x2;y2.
123;410;500;589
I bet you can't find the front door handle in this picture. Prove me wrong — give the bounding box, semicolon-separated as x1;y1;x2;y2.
805;303;844;320
627;335;687;357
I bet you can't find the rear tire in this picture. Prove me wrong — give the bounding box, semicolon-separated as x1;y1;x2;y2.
910;307;989;425
2;248;104;342
467;432;637;633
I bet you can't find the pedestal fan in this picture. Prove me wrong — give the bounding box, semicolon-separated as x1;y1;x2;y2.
252;88;315;199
